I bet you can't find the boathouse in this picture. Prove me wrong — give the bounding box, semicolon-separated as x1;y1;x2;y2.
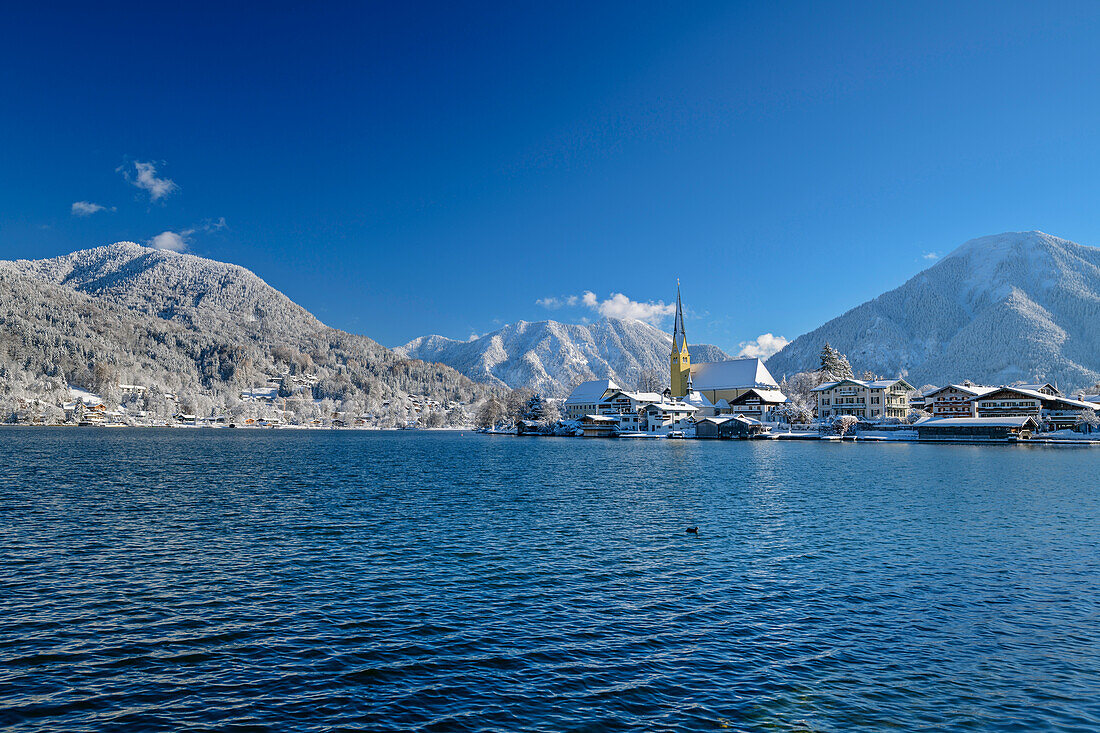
579;414;618;437
915;416;1038;441
694;414;767;439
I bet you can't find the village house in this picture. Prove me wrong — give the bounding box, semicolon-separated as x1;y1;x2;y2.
639;402;698;434
971;386;1099;430
908;388;934;413
564;379;620;421
600;389;665;417
813;378;914;421
722;387;789;422
923;382;998;418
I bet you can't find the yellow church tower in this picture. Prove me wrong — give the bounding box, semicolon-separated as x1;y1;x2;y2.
670;283;691;398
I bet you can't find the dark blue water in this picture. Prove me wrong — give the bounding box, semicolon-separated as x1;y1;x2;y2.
1;429;1099;731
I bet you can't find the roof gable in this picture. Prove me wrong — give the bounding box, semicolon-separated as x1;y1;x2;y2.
565;379;620;404
689;358;779;391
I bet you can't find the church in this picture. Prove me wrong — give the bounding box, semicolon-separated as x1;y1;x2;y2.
669;285;789;415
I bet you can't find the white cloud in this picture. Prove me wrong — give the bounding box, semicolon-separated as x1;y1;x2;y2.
119;160;178;201
71;201;114;216
582;290;675;325
922;251;940;260
537;290;675;325
202;216;227;232
535;295;579;309
148;231;188;252
736;333;790;359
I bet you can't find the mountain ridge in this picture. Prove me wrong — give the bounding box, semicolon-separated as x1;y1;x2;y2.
0;242;497;421
396;317;730;396
765;231;1100;390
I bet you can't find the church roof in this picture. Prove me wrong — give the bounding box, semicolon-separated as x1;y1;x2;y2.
689;358;779;391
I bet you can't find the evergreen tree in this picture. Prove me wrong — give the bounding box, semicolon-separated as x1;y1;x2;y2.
819;343;854;380
522;393;545;421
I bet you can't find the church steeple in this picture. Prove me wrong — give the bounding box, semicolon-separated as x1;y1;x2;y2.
670;281;691;398
673;282;686;352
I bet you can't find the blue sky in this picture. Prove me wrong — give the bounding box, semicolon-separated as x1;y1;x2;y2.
3;2;1100;355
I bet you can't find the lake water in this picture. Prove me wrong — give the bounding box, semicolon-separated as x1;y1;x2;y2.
2;429;1099;731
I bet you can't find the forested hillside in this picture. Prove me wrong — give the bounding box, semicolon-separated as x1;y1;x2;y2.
0;243;498;424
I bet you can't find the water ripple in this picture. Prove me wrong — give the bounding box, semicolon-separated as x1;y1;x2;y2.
1;429;1099;731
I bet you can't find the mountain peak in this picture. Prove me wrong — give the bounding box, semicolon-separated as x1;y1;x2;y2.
767;231;1100;390
398;317;731;396
943;230;1087;263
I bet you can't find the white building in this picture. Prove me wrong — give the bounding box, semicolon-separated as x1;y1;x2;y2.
564;379;620;420
813;378;913;421
639;402;698;434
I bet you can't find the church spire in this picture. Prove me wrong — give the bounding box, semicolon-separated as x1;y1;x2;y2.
670;280;691;399
673;280;686;352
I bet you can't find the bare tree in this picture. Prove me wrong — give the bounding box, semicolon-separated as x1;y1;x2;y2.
636;369;665;393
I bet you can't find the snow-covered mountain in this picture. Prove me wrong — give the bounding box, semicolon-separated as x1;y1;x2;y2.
397;318;730;396
766;231;1100;391
0;242;496;408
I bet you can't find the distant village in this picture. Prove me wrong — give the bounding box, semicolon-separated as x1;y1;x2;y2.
547;289;1100;444
5;287;1100;443
4;370;475;430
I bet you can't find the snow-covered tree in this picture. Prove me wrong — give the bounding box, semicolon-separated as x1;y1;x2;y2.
476;396;506;429
636;369;665;393
834;415;859;436
819;343;854;380
522;393;545;422
906;409;931;424
1077;409;1100;433
779;370;823;415
541;399;561;425
505;388;534;424
778;403;814;424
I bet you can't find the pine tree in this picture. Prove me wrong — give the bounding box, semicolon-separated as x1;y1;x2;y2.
818;343;854;380
523;393;545;422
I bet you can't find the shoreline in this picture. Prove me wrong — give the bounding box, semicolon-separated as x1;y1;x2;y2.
3;423;1097;445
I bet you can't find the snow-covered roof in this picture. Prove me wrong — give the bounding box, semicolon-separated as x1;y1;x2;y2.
1081;395;1100;404
731;388;789;404
812;378;911;392
1049;396;1100;410
714;398;730;408
604;390;663;404
689;358;778;391
565;379;620;405
977;386;1095;409
1015;383;1061;395
682;390;714;408
731;415;762;425
924;383;999;398
582;414;619;423
918;416;1037;427
643;402;699;413
68;387;104;405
